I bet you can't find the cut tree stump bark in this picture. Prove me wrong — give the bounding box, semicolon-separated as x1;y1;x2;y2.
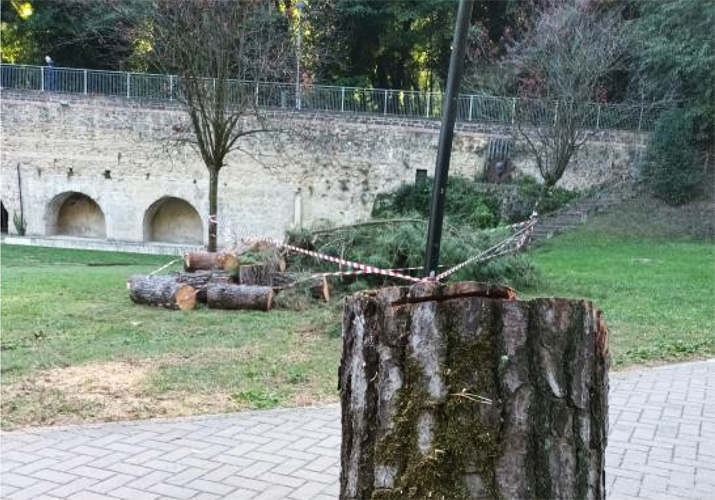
173;271;231;303
340;281;609;500
127;276;196;310
184;251;237;272
207;283;274;311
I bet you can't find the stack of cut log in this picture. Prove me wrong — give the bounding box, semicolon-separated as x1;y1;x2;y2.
127;250;330;312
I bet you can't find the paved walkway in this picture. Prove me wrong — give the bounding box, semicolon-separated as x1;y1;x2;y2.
2;359;714;500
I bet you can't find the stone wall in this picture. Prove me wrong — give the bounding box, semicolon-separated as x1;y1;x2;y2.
0;90;646;247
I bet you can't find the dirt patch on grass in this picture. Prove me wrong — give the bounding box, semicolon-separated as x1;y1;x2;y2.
1;359;238;430
1;345;340;430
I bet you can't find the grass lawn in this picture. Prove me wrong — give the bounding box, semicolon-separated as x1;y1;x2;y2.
527;193;714;367
529;231;714;367
1;195;713;429
1;245;342;429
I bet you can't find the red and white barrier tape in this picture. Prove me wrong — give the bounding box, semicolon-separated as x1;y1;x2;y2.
433;213;537;281
212;213;537;284
216;221;423;283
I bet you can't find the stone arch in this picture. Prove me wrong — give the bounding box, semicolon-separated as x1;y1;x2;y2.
46;192;106;238
1;202;8;234
144;196;203;245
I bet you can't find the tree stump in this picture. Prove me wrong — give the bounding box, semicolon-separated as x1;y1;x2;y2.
207;283;274;311
339;281;609;500
127;276;196;310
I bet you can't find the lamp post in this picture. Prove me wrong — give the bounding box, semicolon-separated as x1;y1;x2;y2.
423;0;474;278
295;1;306;110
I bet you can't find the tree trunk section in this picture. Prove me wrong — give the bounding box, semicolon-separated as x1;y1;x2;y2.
173;270;231;303
339;281;609;500
128;276;196;310
184;251;237;272
238;264;273;286
208;168;219;252
207;283;274;311
272;272;331;301
309;276;330;302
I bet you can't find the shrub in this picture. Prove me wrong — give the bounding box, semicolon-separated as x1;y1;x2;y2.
372;177;501;229
504;176;581;221
373;175;579;226
643;109;703;205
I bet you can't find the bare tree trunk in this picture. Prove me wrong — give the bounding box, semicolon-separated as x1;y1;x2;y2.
340;281;609;500
208;167;219;252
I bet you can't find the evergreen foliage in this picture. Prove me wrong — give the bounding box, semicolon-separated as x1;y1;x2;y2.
630;0;715;146
372;176;579;226
287;219;540;290
643;109;703;205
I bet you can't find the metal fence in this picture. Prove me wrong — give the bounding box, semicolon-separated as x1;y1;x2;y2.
0;63;660;131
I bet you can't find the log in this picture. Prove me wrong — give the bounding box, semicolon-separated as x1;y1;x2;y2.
271;272;330;301
183;251;238;272
309;275;330;302
207;283;274;311
173;271;231;303
127;276;196;310
238;264;273;286
340;281;609;500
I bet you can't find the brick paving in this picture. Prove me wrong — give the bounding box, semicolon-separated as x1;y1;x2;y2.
1;359;713;500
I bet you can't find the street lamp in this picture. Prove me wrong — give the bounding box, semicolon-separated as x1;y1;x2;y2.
295;1;306;110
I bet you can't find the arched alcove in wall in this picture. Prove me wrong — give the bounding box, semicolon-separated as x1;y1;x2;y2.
1;202;8;234
144;196;203;245
46;192;106;238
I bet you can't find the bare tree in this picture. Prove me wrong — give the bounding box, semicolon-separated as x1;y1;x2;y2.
148;0;293;251
505;0;630;197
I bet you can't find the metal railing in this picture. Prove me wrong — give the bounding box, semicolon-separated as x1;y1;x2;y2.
0;63;660;131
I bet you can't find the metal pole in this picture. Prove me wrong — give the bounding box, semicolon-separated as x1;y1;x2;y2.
511;98;516;125
83;69;88;95
423;0;475;278
384;89;388;115
126;72;131;98
468;95;474;121
341;86;345;112
426;92;431;118
169;75;174;100
41;66;44;92
596;104;601;130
